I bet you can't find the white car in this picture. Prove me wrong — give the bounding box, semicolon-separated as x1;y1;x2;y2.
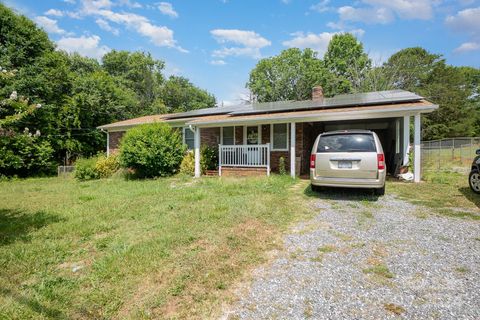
310;130;386;195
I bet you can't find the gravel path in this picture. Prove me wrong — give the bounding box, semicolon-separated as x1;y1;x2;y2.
224;189;480;319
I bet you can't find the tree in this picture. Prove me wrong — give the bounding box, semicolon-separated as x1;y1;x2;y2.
247;48;329;102
324;33;371;95
383;47;442;92
161;76;216;112
102;50;164;113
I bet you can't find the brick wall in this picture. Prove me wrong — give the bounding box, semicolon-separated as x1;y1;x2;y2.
200;127;220;147
108;131;125;154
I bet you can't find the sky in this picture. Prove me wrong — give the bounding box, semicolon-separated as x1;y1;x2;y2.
3;0;480;106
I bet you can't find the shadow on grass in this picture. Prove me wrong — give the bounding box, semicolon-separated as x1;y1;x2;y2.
458;187;480;209
303;185;380;202
0;209;61;245
0;287;65;319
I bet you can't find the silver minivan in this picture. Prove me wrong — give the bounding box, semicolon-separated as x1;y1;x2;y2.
310;130;386;195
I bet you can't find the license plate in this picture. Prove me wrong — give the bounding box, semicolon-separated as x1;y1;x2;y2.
338;160;352;169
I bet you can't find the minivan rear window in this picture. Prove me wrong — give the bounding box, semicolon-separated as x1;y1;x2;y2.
317;133;376;153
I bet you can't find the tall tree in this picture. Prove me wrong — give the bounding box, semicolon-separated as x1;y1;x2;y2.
247;48;329;102
102;50;164;113
323;33;371;95
161;76;216;112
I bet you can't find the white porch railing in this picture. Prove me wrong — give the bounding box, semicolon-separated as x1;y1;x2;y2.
218;143;270;176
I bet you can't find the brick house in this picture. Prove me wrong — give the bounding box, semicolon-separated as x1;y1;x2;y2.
98;88;437;182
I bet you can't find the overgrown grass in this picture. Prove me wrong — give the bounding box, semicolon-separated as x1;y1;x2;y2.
388;171;480;220
0;175;312;319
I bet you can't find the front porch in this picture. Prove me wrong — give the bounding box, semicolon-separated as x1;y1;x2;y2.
190;115;423;182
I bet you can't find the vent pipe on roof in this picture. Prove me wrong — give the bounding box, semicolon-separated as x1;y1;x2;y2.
312;86;324;101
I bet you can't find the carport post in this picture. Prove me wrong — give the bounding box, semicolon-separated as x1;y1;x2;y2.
290;122;296;178
194;127;201;178
414;114;421;182
403;116;410;166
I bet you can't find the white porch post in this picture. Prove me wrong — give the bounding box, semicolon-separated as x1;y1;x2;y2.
414;114;421;183
403;115;410;166
290;122;296;178
194;127;201;178
106;131;110;157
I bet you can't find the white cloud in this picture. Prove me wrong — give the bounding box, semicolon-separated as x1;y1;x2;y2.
158;2;178;18
332;0;436;26
363;0;434;20
63;0;76;4
338;6;393;24
45;9;64;17
210;29;271;59
118;0;142;8
454;41;480;53
282;29;365;56
75;1;187;52
211;29;271;48
310;0;331;13
57;35;110;59
210;59;226;65
446;7;480;54
282;32;334;56
445;7;480;35
96;18;119;35
34;16;66;34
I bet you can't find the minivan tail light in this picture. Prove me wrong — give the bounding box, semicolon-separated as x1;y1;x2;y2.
377;153;385;170
310;154;316;168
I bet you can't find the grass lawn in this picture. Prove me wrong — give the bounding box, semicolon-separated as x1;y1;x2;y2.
388;171;480;219
0;175;312;319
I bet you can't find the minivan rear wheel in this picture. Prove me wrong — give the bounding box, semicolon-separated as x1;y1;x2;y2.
374;185;385;196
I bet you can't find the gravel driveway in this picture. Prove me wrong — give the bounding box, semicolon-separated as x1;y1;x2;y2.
224;189;480;319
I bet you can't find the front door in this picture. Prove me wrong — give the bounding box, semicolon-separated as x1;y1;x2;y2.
244;126;261;165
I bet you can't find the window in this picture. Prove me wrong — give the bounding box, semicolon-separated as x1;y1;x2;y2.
183;128;195;150
222;127;235;145
271;123;288;150
317;133;376;153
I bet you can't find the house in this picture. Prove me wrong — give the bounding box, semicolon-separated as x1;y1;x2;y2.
98;87;438;182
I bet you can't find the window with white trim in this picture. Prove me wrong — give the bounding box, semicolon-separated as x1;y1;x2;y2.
271;123;288;151
222;126;235;145
183;128;195;150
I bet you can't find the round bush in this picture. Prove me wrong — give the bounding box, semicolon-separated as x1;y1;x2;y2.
119;123;186;178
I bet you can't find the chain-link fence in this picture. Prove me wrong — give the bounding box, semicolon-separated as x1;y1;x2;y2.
422;137;480;173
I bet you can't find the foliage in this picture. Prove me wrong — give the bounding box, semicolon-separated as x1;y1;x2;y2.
0;129;55;177
179;146;218;176
119;123;186;178
201;145;218;170
161;76;216;112
74;156;100;180
95;154;120;178
323;33;371;94
278;156;287;175
0;5;216;177
247;48;329;102
179;151;195;176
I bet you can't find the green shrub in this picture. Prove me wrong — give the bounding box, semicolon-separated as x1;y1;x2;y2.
95;154;120;178
179;152;195;176
119;123;186;178
201;145;218;170
278;156;287;175
75;156;100;180
0;129;55;177
179;146;219;176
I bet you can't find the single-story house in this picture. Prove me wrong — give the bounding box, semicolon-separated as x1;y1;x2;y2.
98;87;438;182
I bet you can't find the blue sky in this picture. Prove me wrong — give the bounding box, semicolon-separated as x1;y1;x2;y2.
4;0;480;105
